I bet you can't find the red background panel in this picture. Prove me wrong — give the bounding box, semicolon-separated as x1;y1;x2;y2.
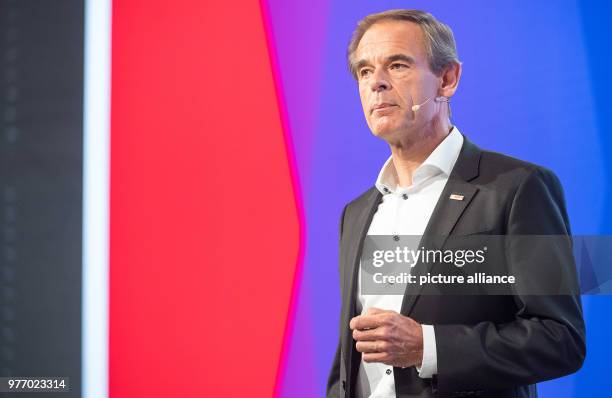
109;1;300;396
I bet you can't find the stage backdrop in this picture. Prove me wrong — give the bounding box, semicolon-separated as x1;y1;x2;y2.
264;1;612;397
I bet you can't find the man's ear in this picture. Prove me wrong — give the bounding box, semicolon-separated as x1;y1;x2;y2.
438;61;462;98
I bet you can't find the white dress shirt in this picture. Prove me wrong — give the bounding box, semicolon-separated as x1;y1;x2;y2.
355;127;464;398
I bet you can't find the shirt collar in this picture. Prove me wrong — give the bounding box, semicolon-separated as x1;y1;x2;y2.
375;126;464;194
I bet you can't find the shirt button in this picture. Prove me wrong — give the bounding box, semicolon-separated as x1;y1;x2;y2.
386;369;392;375
402;193;408;200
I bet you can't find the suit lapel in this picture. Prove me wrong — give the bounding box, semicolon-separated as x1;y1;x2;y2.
341;188;381;389
342;189;381;315
400;136;482;316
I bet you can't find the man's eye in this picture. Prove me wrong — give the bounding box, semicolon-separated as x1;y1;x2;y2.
390;63;408;70
359;69;373;78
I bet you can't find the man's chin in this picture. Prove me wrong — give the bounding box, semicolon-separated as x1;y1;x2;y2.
370;117;403;138
371;127;397;141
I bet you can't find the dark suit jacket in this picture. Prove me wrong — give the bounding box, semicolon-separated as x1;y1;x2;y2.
326;136;586;398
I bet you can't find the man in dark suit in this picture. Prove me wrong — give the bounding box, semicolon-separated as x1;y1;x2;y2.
327;9;586;398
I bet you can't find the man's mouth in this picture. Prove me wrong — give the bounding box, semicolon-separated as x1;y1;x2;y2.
371;103;397;114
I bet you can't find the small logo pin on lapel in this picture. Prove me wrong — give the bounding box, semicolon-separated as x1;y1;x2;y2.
449;193;464;201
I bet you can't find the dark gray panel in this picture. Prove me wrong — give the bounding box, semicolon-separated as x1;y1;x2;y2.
0;0;84;397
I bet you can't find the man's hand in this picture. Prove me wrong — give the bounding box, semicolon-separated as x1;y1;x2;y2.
350;307;423;368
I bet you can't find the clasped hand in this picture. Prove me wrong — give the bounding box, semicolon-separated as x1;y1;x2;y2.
349;307;424;368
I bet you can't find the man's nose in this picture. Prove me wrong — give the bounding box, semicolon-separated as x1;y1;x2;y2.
369;68;390;92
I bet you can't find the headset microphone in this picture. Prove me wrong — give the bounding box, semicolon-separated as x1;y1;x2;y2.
412;96;450;112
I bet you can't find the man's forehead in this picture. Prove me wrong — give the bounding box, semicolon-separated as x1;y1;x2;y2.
357;39;413;53
355;21;425;59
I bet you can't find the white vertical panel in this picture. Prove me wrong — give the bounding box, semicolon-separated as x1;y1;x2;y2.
82;0;111;397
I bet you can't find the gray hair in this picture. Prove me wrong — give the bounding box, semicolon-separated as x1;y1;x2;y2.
347;9;460;79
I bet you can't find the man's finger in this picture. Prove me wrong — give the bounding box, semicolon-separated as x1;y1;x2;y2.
353;326;386;341
350;314;384;330
362;352;389;364
355;340;387;354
